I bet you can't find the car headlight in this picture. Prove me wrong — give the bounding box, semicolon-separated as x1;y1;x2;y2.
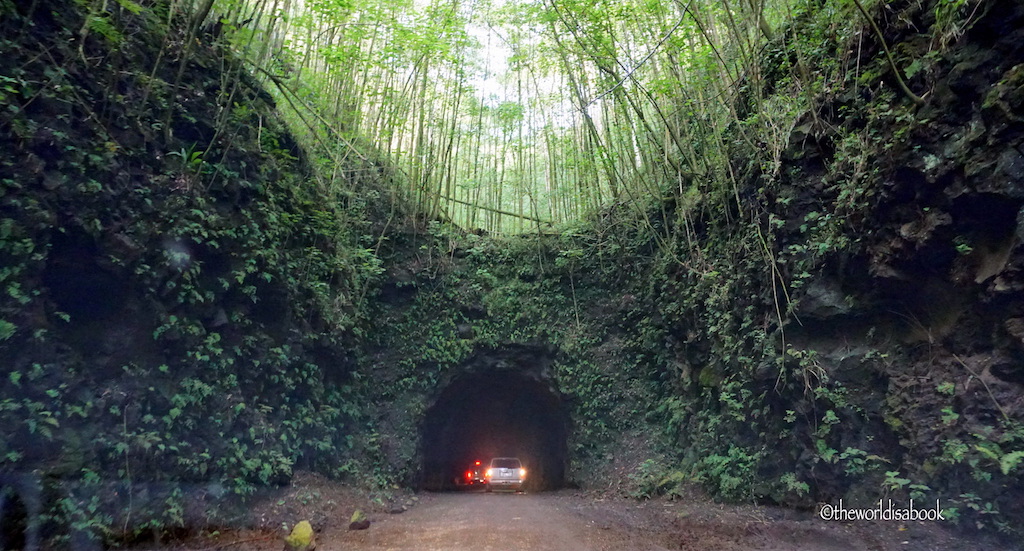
485;468;492;478
519;468;527;478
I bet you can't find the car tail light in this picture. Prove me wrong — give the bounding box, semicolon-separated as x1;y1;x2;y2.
466;471;473;480
475;460;481;466
519;468;527;478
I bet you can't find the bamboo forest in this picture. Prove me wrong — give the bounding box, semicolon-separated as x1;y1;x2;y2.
200;0;824;233
1;0;1023;549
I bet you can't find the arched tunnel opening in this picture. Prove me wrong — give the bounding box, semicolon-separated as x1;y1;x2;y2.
421;368;569;492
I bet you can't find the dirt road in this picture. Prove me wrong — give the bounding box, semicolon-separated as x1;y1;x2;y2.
315;490;1000;551
337;491;665;551
141;476;1014;551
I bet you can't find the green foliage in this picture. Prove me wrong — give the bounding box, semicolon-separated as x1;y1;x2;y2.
946;492;1007;532
628;458;688;500
113;0;144;15
954;235;973;255
168;145;204;170
0;0;396;543
779;472;810;496
0;318;14;340
838;447;886;476
86;13;124;45
695;446;764;501
932;0;970;48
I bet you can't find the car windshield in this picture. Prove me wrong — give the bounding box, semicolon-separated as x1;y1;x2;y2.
492;458;520;469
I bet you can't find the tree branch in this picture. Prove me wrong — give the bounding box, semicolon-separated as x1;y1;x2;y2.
850;0;924;105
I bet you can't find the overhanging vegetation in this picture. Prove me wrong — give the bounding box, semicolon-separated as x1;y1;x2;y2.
2;0;1023;547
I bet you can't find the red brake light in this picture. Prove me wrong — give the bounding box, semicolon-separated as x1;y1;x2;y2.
466;471;472;480
475;460;481;466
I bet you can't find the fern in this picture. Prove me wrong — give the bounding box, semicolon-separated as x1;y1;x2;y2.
1000;451;1024;476
974;443;1001;462
114;0;144;14
87;14;124;44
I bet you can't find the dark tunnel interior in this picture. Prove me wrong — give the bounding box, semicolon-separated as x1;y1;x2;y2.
420;370;569;491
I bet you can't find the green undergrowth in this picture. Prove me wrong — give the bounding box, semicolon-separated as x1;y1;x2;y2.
609;0;1024;539
0;0;389;544
360;219;667;483
1;0;1022;546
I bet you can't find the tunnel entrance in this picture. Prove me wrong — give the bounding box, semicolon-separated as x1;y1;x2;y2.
420;353;569;492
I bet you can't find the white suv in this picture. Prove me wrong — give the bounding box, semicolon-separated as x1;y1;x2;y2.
485;457;526;491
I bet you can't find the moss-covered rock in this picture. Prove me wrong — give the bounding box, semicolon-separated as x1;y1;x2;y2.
348;509;370;530
283;520;315;551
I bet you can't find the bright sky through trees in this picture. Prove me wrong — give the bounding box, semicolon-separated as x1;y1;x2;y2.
225;0;827;234
465;22;512;106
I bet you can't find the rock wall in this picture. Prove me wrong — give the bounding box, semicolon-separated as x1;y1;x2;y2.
639;0;1024;535
0;0;386;543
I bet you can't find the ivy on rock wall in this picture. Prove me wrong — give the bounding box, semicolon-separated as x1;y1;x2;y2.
361;222;667;486
0;0;385;542
625;0;1024;536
